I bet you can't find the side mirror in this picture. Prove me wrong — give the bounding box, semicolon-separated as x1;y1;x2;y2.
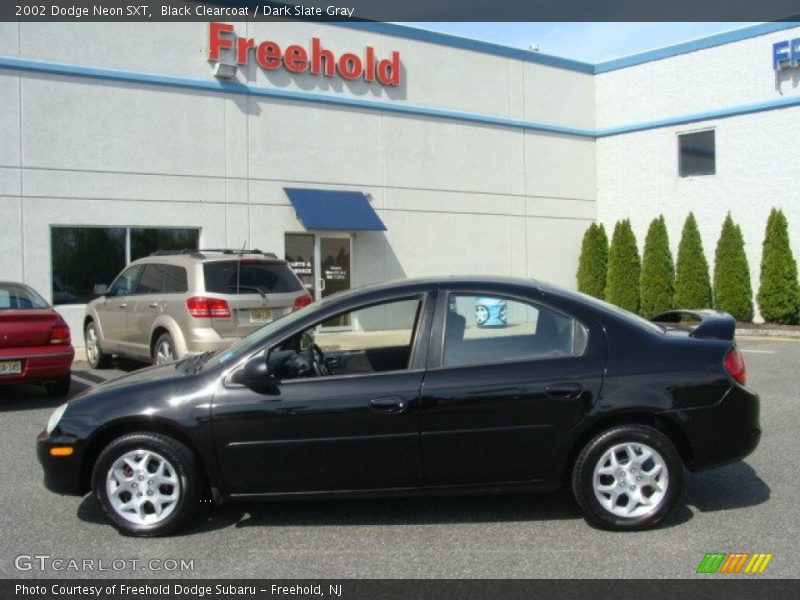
93;284;109;296
231;355;272;391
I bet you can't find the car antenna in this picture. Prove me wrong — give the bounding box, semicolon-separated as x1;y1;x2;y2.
236;240;246;294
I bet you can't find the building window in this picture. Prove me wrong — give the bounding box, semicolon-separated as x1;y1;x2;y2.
50;226;199;304
678;130;715;177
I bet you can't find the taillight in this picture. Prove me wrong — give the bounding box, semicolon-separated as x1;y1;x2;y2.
292;293;313;311
49;321;71;345
724;346;747;386
186;297;231;319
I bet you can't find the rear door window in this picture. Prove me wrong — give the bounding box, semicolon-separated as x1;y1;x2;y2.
443;294;587;367
203;261;303;295
136;264;188;295
162;265;188;293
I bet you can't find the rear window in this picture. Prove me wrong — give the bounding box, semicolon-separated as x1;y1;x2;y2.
136;264;188;294
203;261;303;295
0;284;49;309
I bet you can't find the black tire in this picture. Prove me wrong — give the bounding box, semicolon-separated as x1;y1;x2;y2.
152;332;176;365
45;377;71;398
84;321;111;369
92;432;199;537
572;424;683;531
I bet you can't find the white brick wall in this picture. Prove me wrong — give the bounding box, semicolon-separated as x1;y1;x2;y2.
597;27;800;320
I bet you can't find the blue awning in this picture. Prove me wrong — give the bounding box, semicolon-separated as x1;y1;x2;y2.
284;188;386;231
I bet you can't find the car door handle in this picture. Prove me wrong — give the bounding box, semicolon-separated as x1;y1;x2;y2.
545;382;583;400
148;302;159;308
118;303;127;308
369;396;408;414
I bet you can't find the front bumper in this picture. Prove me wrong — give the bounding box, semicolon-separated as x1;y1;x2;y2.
36;429;84;496
671;383;761;472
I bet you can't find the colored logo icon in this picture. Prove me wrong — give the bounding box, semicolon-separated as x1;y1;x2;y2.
696;552;773;574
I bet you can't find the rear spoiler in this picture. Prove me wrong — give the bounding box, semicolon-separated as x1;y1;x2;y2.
650;310;736;341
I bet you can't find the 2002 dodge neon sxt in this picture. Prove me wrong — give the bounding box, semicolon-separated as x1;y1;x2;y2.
37;277;760;536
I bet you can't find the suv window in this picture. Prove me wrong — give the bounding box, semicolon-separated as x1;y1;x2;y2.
108;265;143;296
203;261;303;295
136;264;188;295
443;294;586;367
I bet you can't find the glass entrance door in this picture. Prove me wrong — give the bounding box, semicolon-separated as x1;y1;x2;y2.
284;233;316;297
285;234;352;306
319;237;351;300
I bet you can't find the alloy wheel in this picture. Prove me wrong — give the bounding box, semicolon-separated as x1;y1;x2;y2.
155;339;175;365
592;442;668;518
106;449;181;526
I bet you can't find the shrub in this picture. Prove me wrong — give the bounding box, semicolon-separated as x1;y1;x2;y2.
713;213;753;322
757;208;800;324
674;213;712;309
640;215;675;318
576;223;608;300
605;219;640;313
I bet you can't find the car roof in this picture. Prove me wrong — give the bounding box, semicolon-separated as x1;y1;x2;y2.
321;276;544;304
130;251;288;266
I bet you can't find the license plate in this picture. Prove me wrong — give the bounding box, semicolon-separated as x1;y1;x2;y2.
0;360;22;375
248;309;272;323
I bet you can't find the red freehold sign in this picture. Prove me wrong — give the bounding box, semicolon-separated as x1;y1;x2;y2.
209;22;402;86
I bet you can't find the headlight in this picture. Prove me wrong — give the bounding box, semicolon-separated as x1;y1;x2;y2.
46;403;69;435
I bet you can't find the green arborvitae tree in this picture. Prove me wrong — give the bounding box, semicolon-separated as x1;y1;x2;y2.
576;222;609;300
757;208;800;324
713;214;753;322
674;213;712;309
605;219;640;313
639;215;675;318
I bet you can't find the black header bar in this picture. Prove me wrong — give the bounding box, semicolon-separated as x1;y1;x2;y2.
2;0;800;22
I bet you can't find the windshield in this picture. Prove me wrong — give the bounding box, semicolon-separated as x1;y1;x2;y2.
202;301;317;370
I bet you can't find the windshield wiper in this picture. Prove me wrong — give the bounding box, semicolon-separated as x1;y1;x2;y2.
227;284;266;298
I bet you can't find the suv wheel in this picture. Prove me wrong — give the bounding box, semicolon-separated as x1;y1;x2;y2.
85;321;111;369
92;432;199;536
572;424;683;530
153;333;176;365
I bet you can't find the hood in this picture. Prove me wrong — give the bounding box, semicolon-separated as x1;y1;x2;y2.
65;359;215;422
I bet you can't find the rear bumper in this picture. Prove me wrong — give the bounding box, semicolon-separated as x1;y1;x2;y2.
671;384;761;472
0;346;74;386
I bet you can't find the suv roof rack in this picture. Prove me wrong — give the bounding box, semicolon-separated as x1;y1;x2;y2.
149;248;279;259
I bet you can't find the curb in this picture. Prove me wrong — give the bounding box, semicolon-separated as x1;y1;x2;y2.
736;328;800;339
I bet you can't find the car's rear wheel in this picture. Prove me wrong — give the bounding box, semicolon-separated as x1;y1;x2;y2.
572;424;683;530
45;377;71;398
84;321;111;369
92;432;199;536
153;333;176;365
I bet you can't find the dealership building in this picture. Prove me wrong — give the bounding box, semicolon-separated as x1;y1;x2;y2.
1;20;799;343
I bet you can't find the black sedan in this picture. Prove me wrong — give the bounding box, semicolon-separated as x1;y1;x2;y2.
37;277;760;535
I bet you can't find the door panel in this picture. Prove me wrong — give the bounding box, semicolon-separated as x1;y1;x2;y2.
212;371;424;494
211;291;434;495
419;291;605;486
420;358;602;485
98;265;142;352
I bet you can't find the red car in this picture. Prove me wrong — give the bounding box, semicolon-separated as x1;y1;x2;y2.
0;282;74;397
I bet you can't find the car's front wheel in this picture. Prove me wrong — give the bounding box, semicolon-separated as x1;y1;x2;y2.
84;321;111;369
92;432;199;536
572;424;683;530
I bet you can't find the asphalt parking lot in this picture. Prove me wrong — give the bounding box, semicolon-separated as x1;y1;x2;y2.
1;337;798;579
